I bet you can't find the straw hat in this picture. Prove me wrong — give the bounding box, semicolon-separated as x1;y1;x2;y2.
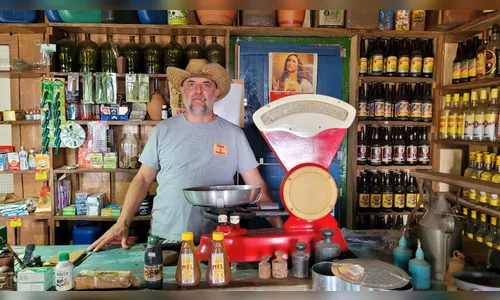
166;59;231;101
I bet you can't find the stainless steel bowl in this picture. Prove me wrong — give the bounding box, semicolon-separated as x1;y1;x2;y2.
183;185;261;208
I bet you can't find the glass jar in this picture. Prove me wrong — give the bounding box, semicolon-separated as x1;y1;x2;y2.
144;36;164;74
76;33;99;72
123;36;142;73
119;133;141;169
204;36;225;66
100;34;121;73
56;33;76;72
184;36;204;66
164;35;184;69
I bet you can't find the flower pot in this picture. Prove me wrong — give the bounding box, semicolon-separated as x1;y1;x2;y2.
196;10;237;25
277;10;305;27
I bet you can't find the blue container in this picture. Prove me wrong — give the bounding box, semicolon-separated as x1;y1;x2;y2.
138;10;167;24
45;10;64;23
0;10;38;23
73;221;103;245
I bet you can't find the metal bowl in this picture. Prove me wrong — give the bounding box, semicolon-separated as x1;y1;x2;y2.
183;185;261;208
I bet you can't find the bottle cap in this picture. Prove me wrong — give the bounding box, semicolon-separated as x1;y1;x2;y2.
497;156;500;165
162;105;167;109
485;154;492;164
398;235;407;249
415;239;424;260
491;217;498;226
181;232;193;241
480;213;487;223
59;252;70;262
491;88;498;99
476;153;483;162
471;91;478;101
462;207;468;216
148;235;159;244
469;152;476;160
213;231;224;241
463;93;470;102
480;89;488;100
453;93;460;102
218;214;228;224
445;94;451;102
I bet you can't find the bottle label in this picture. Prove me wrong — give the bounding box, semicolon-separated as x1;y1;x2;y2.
476;236;484;243
480;191;489;204
410;56;422;73
382;193;393;208
370;194;381;208
469;188;477;200
55;270;73;290
465;114;474;139
406;193;417;208
447;115;457;136
461;60;469;79
393;145;406;162
467;233;474;239
357;145;367;163
372;55;384;72
395;101;409;117
384;102;393;118
484;113;497;139
386;56;398;73
368;57;372;74
497;245;500;251
382;145;392;163
417;145;430;163
358;193;370;208
398;56;409;73
359;58;368;74
410;102;423;118
440;115;448;135
485;50;496;75
468;58;476;77
422;103;433;120
383;57;387;73
452;62;461;80
358;102;368;117
423;57;434;74
477;52;486;76
487;242;494;247
406;145;417;162
144;264;163;282
374;101;385;117
490;193;498;208
370;146;382;164
394;194;405;208
457;115;465;136
473;114;485;139
369;102;375;118
180;253;195;284
210;253;226;284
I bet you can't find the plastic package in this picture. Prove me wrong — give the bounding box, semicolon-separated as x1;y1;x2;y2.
341;228;398;255
73;270;142;290
126;74;138;102
87;122;109;153
82;73;94;104
138;74;150;102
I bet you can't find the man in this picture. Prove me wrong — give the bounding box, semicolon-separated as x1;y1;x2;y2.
88;59;283;252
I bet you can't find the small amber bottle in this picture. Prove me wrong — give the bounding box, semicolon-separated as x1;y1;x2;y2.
206;232;232;286
175;232;201;287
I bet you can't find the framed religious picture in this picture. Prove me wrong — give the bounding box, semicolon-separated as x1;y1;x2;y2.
268;52;318;101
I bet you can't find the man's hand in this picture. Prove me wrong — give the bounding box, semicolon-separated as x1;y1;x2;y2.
87;221;130;252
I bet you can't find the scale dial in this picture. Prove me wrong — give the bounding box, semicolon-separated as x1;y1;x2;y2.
60;121;86;148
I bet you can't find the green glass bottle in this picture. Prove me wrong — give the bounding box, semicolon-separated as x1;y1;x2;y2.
56;33;76;72
204;36;225;67
144;36;164;74
77;33;99;72
123;36;142;74
100;34;121;73
164;35;184;70
184;36;204;66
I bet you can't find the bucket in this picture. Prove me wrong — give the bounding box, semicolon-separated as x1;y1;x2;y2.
73;221;103;245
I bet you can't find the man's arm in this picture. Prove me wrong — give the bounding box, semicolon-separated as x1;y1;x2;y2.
87;164;158;251
240;168;284;229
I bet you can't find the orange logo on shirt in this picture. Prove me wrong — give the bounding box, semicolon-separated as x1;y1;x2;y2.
214;143;227;157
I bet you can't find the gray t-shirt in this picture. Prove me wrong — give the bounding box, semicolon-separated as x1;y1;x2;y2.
139;114;259;242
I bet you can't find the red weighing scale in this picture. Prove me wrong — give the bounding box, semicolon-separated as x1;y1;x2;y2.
184;94;356;262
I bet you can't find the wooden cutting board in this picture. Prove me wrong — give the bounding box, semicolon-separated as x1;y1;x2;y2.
43;250;89;266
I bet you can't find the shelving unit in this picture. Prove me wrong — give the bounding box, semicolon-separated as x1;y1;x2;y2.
53;167;139;174
358;121;433;127
54;215;151;221
438;139;500;148
359;76;435;84
441;78;500;91
357;165;432;171
444;192;500;219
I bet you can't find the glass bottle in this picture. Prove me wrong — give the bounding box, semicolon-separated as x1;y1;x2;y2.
384;84;394;120
371;37;384;76
164;36;184;69
468;36;479;81
410;37;423;77
314;228;340;263
476;30;489;80
395;83;410;121
440;94;452;139
77;33;99;73
465;91;478;141
100;34;121;73
485;88;498;141
184;36;204;66
357;171;370;212
485;24;499;78
385;37;397;76
367;39;373;75
359;38;368;76
463;151;476;199
406;126;418;166
452;41;462;84
123;36;142;73
381;172;394;212
479;154;493;207
486;217;498;248
367;83;375;119
204;36;225;66
417;127;430;166
369;126;382;166
405;176;418;211
475;213;490;244
473;89;488;141
466;210;478;240
144;235;163;289
56;32;76;72
357;127;367;165
373;83;385;120
370;172;382;212
460;39;470;82
381;127;393;166
119;133;141;169
206;232;231;286
291;242;309;279
489;156;500;211
358;83;368;120
410;83;423;121
457;92;470;140
144;36;164;74
448;93;461;140
175;232;201;287
422;83;433;122
393;172;405;212
469;153;484;204
397;37;410;77
393;126;406;166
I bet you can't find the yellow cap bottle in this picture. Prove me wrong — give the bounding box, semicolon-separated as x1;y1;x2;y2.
445;94;452;103
491;88;498;99
471;91;478;101
213;232;224;241
182;232;194;241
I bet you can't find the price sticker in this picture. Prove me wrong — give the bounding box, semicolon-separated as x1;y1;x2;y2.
35;170;48;181
9;217;21;228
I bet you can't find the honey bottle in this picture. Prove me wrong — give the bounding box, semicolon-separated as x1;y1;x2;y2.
206;232;231;286
175;232;201;287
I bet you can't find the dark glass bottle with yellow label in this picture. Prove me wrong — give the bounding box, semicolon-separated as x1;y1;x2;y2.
405;176;418;211
475;213;490;244
358;84;368;121
452;41;463;84
359;38;368;76
385;37;397;77
410;37;422;77
397;37;410;77
466;210;478;240
393;172;405;212
394;83;410;121
374;84;386;121
381;172;393;212
422;38;434;78
485;217;497;248
460;40;471;83
370;172;382;212
371;37;384;76
357;172;370;212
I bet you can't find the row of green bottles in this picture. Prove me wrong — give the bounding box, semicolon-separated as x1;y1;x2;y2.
464;208;500;251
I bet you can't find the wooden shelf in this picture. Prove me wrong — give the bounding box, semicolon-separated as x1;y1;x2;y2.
359;76;434;83
357;211;424;216
0;213;51;220
411;170;500;195
54;215;151;221
231;26;356;37
441;77;500;91
445;192;500;219
358;121;433;127
0;23;48;34
438;139;500;148
0;120;40;125
0;170;41;174
73;120;160;126
49;72;168;78
357;165;432;171
0;70;47;78
53;168;139;174
358;29;442;38
447;11;500;34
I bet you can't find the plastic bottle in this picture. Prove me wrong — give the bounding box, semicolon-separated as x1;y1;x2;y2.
393;234;413;272
206;231;231;286
161;105;168;120
55;252;74;291
144;235;163;289
19;147;28;171
408;239;431;290
28;149;36;170
175;232;201;287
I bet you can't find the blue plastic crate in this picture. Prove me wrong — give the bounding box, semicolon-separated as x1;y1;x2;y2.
0;10;38;23
138;10;167;24
45;10;63;22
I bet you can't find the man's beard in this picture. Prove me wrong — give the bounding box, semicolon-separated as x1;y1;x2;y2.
189;102;208;115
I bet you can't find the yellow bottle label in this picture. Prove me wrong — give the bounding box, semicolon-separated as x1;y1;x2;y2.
386;56;398;72
457;115;465;135
467;233;474;239
452;62;461;79
468;58;477;77
370;194;381;208
210;253;225;284
476;52;486;76
476;236;484;243
422;103;433;119
487;242;493;247
480;213;487;223
406;193;417;208
411;56;422;73
496;245;500;251
440;115;448;134
461;63;469;78
479;191;489;204
491;217;498;226
358;193;370;208
359;58;367;74
463;188;470;198
382;193;394;209
372;55;384;72
484;113;498;139
464;114;475;138
394;194;405;208
447;115;457;136
474;114;485;138
423;57;434;74
471;210;477;219
489;193;498;207
180;253;195;284
398;56;410;73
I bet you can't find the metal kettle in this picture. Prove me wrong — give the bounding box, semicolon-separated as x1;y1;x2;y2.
418;186;463;281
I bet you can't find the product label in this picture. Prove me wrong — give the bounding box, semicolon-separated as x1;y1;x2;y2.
410;102;423;118
368;57;372;74
374;100;385;117
384;102;393;118
382;193;394;208
386;56;398;73
359;58;368;74
422;103;433;120
370;146;382;164
417;145;430;163
484;113;497;139
372;55;384;72
398;56;410;73
357;145;367;163
382;146;392;163
485;50;496;75
473;114;485;139
476;236;484;243
440;115;448;135
370;194;381;208
461;60;469;79
468;58;477;77
144;264;163;282
497;245;500;251
210;253;225;284
457;115;465;136
471;210;477;220
447;115;457;136
55;269;72;290
469;188;477;201
487;242;494;247
406;193;417;208
406;145;417;162
358;193;370;208
394;194;405;208
465;115;474;139
423;57;434;74
393;145;406;162
410;56;422;73
477;52;486;77
369;102;375;118
180;253;195;284
358;102;368;117
395;101;409;117
490;193;498;208
452;62;461;80
467;233;474;239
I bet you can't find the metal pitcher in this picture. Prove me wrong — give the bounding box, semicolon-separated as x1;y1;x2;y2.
418;188;463;281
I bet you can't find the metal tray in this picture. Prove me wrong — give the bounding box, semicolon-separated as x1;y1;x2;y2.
183;185;261;208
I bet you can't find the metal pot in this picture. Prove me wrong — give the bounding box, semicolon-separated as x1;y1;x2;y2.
452;271;500;291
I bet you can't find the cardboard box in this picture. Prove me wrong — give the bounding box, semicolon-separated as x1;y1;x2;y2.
426;10;483;31
18;267;54;284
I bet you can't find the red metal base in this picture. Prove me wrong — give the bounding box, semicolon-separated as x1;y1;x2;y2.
196;215;347;262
